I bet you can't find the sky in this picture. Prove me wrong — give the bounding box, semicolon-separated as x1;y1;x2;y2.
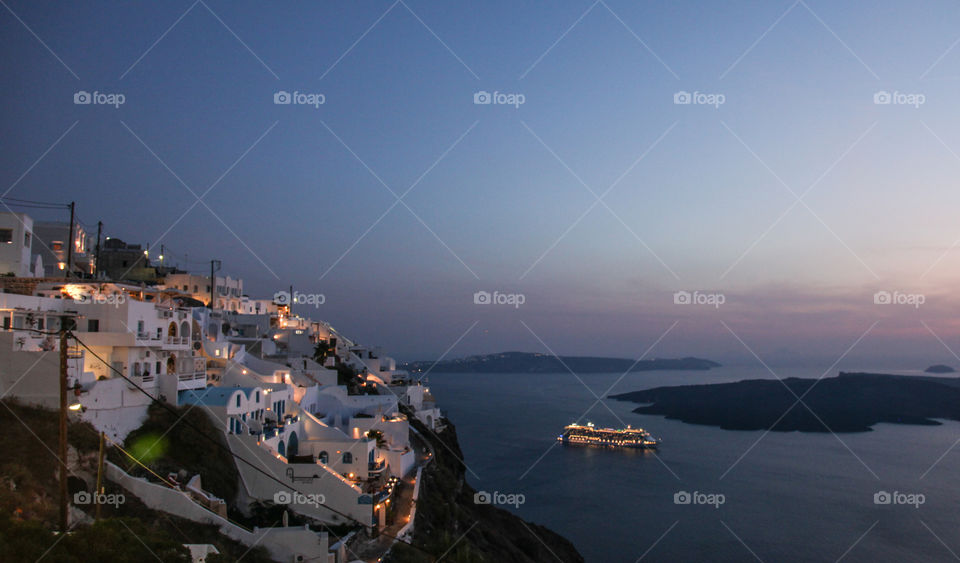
5;0;960;366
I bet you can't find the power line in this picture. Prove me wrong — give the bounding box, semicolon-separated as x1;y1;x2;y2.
0;196;71;209
69;333;430;558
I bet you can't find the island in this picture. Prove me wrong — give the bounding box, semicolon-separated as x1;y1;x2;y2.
925;364;956;374
401;351;721;374
609;372;960;432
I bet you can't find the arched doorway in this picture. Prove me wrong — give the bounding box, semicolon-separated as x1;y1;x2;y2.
180;321;190;340
167;354;176;374
278;440;286;457
168;322;177;337
287;431;299;457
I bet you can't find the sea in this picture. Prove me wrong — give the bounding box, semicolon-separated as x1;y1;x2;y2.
426;365;960;562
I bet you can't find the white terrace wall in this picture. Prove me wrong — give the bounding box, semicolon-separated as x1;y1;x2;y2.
106;461;330;562
79;378;152;441
227;433;374;526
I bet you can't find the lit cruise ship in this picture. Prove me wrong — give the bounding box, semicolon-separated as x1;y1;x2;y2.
558;422;659;449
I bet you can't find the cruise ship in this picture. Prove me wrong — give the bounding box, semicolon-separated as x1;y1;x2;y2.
558;422;659;449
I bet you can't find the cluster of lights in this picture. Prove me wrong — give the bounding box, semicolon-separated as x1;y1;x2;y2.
559;423;656;448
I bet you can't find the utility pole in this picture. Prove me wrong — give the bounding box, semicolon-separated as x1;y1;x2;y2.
209;260;221;309
95;431;105;521
65;202;75;278
58;316;70;533
93;221;102;279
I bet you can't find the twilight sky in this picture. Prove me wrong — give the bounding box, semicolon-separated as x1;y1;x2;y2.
5;0;960;365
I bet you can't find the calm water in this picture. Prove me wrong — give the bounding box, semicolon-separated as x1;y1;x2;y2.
427;366;960;562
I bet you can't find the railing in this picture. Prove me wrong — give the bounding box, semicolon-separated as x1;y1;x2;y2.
166;336;189;345
178;372;205;382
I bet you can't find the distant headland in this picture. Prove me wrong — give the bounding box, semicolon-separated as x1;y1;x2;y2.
610;372;960;433
925;364;956;374
401;352;721;374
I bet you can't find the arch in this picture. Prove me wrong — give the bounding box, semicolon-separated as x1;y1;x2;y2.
277;440;285;457
180;321;190;340
166;354;176;374
319;451;329;464
168;321;177;337
287;431;299;457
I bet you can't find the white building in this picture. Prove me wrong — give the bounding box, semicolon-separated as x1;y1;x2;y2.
161;273;244;312
0;211;38;277
0;283;208;439
33;221;94;277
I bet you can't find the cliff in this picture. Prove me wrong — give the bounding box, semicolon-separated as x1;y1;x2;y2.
386;409;584;562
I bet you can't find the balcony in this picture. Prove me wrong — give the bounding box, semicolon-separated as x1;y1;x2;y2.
368;460;387;475
165;336;189;346
176;357;206;390
177;371;206;390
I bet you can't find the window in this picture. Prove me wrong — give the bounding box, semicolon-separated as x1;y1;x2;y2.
319;451;328;464
51;241;63;251
0;229;12;243
155;361;161;374
156;327;162;339
87;319;99;332
255;391;260;403
137;321;144;335
134;363;141;376
24;232;30;247
342;452;353;464
36;318;44;330
235;394;241;408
